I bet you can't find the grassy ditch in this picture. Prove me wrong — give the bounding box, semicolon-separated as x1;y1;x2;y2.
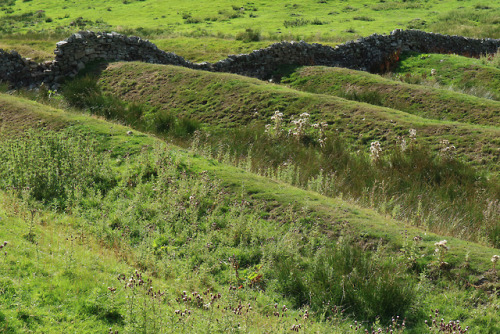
96;62;500;171
40;70;499;248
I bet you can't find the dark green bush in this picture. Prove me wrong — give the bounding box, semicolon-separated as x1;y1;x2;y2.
235;28;261;42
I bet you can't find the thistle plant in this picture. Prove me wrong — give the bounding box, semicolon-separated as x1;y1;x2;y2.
312;121;328;147
397;136;408;152
439;139;456;157
370;141;382;161
290;112;311;141
118;270;167;333
492;255;499;271
424;309;469;333
265;110;285;137
409;128;417;141
434;240;449;267
400;231;423;269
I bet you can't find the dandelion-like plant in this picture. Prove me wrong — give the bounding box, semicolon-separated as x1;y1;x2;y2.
434;240;449;266
409;128;417;141
370;141;382;161
266;110;285;137
492;255;499;271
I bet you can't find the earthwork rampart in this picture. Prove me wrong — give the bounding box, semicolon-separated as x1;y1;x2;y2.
1;29;499;88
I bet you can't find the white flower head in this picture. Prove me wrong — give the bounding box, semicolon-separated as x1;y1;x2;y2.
370;141;382;160
409;129;417;140
434;240;448;250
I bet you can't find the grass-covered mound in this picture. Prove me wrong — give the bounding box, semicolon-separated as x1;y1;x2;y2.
392;52;500;101
280;65;500;126
52;63;500;248
95;62;500;171
0;93;498;333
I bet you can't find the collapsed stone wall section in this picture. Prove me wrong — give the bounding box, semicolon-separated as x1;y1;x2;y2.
0;29;499;88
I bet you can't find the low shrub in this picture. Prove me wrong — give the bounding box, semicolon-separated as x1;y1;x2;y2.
235;28;261;42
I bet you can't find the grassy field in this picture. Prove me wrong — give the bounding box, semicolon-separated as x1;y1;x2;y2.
0;0;499;40
1;93;499;333
1;0;499;333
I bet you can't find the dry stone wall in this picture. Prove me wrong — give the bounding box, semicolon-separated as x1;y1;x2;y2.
1;29;499;89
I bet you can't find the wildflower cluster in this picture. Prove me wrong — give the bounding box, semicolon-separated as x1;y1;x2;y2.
176;288;222;309
117;270;168;331
370;141;382;161
439;139;456;157
349;316;406;333
227;301;252;315
265;110;285;136
265;111;328;146
290;113;311;141
409;128;417;141
119;270;163;299
395;128;417;152
425;309;468;333
397;136;407;152
272;303;288;318
311;121;328;147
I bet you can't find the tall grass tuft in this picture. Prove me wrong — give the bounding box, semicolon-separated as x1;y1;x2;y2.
192;125;500;247
271;237;417;322
62;75;200;138
0;128;114;209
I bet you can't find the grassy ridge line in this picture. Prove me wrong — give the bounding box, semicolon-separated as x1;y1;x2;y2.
98;62;500;172
0;93;497;273
393;53;500;101
280;66;500;126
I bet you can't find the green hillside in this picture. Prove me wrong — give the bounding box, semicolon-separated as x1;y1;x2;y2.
96;62;500;171
1;0;499;333
392;52;500;101
280;65;500;126
1;93;499;333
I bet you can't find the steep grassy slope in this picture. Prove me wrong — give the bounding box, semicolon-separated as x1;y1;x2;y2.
1;93;499;332
280;66;500;126
97;62;500;172
0;198;133;333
